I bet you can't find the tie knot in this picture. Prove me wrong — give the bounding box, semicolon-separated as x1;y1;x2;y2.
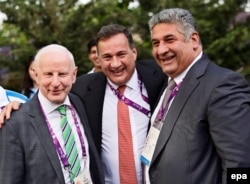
118;85;126;95
167;79;176;90
57;105;66;115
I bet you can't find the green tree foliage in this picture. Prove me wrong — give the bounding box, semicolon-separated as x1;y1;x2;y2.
0;0;250;91
138;0;250;71
0;0;81;90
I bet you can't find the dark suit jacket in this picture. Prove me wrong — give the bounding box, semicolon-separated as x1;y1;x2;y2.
71;59;167;154
149;54;250;184
0;93;104;184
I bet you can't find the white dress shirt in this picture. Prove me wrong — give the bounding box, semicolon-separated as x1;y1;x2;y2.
38;92;91;184
87;68;95;74
102;70;150;184
0;86;8;111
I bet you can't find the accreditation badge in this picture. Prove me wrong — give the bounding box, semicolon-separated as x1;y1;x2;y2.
141;120;162;166
74;169;93;184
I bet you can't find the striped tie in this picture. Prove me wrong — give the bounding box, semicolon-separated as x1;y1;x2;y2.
57;105;81;182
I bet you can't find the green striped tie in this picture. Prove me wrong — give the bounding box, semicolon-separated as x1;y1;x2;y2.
57;105;81;182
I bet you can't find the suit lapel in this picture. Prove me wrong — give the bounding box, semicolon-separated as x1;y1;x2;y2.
68;93;90;139
29;96;65;183
136;61;168;111
82;73;107;154
151;78;199;164
150;54;209;165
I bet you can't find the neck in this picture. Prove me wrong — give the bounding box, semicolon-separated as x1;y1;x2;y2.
94;67;102;72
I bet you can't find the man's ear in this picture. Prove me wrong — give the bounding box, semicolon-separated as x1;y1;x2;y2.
34;70;39;86
72;66;78;84
190;32;201;50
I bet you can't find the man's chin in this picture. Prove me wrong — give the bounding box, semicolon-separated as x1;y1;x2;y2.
48;95;66;104
110;76;127;86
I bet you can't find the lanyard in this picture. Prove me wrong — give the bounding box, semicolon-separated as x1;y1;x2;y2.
156;82;182;121
137;74;149;104
107;75;150;117
39;102;86;168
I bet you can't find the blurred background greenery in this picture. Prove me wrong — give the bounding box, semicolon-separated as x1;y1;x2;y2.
0;0;250;92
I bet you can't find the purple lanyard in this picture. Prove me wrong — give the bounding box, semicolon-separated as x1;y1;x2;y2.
107;75;150;117
39;102;86;168
137;74;149;104
156;82;182;121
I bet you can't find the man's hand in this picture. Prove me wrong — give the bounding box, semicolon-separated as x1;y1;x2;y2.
0;101;21;128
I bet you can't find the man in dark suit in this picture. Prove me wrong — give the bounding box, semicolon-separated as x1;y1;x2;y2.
0;44;104;184
0;24;166;184
71;24;167;183
141;8;250;184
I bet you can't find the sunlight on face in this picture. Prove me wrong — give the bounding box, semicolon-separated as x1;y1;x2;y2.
35;46;77;104
151;23;200;78
98;33;137;86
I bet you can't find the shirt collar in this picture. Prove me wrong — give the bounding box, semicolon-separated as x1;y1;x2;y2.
38;91;71;114
172;51;203;84
107;69;138;90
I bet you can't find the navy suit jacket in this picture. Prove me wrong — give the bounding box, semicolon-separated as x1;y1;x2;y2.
149;54;250;184
0;93;104;184
71;59;167;154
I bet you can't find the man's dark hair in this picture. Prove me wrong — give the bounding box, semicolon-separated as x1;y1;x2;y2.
87;38;97;54
96;24;135;50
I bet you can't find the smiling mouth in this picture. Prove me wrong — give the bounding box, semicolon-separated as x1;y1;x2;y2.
111;68;124;75
50;90;62;94
160;55;174;62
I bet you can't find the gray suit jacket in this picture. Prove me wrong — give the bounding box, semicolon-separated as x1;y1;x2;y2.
0;93;104;184
71;59;167;155
149;54;250;184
